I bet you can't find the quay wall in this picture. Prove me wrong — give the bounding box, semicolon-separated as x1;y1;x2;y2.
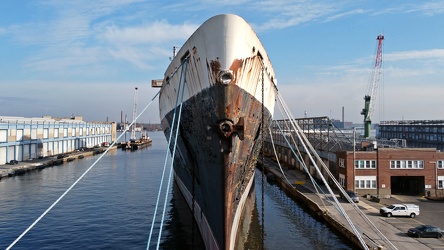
0;146;115;178
257;160;376;250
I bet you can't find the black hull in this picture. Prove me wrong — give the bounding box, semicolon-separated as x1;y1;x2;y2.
162;83;272;249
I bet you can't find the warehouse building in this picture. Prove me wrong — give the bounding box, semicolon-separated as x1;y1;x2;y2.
0;116;116;164
337;147;444;198
378;120;444;151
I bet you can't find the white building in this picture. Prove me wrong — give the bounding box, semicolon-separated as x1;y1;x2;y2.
0;116;116;164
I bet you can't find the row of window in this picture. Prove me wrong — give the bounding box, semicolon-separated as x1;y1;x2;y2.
352;176;444;190
0;127;111;142
355;176;377;189
390;160;424;169
350;159;444;170
380;126;444;133
379;132;444;142
355;160;376;169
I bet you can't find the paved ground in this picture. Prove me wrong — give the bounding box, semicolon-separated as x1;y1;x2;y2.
263;157;444;250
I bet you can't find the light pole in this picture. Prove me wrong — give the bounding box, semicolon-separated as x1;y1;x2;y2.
353;127;356;192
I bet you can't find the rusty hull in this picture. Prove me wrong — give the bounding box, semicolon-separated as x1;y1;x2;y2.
161;54;273;249
158;14;276;250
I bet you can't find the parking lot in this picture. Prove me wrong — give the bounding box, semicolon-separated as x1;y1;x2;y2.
371;195;444;230
355;194;444;249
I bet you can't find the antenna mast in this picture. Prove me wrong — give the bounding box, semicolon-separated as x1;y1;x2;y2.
131;87;138;140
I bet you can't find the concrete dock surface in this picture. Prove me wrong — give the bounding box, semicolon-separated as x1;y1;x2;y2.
0;146;112;178
260;156;444;250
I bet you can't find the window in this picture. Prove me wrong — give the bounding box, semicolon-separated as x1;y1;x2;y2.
339;174;345;187
54;128;59;138
438;160;443;169
390;160;424;169
0;129;7;142
438;176;444;189
339;158;345;168
16;129;24;141
355;160;377;169
355;176;377;189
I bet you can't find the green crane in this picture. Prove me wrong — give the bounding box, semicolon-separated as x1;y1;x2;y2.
361;34;384;138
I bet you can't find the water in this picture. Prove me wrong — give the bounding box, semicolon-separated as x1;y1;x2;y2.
0;131;350;249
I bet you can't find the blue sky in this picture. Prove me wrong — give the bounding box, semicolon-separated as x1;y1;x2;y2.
1;0;443;124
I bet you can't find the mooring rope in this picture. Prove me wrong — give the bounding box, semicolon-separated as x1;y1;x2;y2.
156;57;188;250
6;79;168;250
275;91;397;249
272;91;370;250
146;57;189;249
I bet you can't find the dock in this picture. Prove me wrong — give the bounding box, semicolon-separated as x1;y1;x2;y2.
119;136;152;151
258;156;442;250
0;146;114;179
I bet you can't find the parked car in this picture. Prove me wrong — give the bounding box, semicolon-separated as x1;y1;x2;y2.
407;225;443;238
340;190;359;203
380;204;420;218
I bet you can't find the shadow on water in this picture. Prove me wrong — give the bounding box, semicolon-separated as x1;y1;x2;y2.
159;182;205;249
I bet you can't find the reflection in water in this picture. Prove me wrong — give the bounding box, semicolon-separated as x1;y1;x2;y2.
162;169;351;250
160;182;205;249
0;132;350;249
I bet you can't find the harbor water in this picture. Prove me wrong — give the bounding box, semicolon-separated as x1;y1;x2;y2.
0;131;350;249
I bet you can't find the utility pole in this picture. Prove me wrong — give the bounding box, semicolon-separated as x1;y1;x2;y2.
131;87;138;140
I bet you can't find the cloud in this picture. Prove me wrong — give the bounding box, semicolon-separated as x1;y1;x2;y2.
255;1;337;31
323;8;365;22
373;1;444;16
410;1;444;16
4;0;202;73
102;21;198;45
385;49;444;61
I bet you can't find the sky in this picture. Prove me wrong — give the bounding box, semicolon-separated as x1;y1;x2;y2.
1;0;443;124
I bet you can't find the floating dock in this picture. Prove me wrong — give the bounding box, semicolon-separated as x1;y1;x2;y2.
120;136;152;151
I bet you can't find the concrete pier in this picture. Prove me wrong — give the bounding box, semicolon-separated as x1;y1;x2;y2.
258;156;444;250
0;146;115;178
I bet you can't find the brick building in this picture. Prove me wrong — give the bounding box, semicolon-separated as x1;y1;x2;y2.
337;148;444;198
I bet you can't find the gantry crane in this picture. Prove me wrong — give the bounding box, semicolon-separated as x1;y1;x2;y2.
361;34;384;138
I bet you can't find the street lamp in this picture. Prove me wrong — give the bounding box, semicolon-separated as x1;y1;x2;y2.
353;128;356;192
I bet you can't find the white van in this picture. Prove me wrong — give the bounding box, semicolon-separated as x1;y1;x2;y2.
379;204;420;218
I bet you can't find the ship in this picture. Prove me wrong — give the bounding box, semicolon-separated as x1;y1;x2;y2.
157;14;276;249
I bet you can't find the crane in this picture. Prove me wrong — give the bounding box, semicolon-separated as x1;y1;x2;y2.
361;34;384;138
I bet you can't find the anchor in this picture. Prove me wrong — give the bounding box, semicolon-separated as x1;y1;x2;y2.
211;117;244;153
